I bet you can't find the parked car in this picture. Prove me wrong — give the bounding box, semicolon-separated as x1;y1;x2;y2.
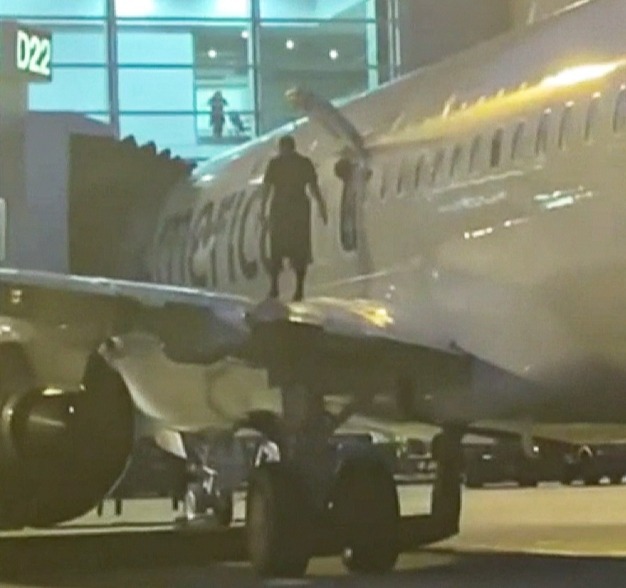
463;437;564;488
329;430;400;474
561;443;626;485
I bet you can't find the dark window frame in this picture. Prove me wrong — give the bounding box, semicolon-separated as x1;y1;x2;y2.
450;144;463;178
558;102;574;150
431;149;445;185
469;135;482;173
414;155;424;190
584;94;601;143
613;86;626;133
490;128;504;168
535;109;551;156
511;121;525;160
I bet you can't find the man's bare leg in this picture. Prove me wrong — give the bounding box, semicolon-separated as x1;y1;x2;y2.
293;267;307;302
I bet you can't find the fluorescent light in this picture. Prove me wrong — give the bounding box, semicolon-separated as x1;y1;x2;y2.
115;0;155;17
286;39;295;50
208;49;217;59
241;30;249;39
329;49;339;60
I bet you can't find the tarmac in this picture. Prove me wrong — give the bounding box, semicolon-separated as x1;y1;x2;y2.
3;483;626;587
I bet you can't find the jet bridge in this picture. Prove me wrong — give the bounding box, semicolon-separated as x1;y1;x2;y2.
0;21;194;278
0;21;52;269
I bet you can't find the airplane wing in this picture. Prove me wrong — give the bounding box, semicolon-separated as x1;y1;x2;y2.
245;297;470;422
0;269;470;424
0;268;253;365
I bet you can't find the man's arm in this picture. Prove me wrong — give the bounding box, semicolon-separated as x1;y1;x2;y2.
307;161;328;225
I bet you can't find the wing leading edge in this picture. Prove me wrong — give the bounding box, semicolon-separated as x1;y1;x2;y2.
0;269;253;365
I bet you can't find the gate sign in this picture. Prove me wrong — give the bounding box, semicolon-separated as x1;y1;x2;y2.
0;21;52;82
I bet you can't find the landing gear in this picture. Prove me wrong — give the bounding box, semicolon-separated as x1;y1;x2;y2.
243;386;464;579
243;312;466;577
246;463;313;577
184;482;207;521
331;457;399;574
183;466;233;527
398;428;464;550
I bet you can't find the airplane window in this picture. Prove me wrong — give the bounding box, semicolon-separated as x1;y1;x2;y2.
511;122;525;160
450;145;463;178
396;161;406;196
490;129;503;168
379;165;389;200
399;158;414;197
585;95;601;142
558;103;573;150
414;156;424;189
535;110;551;155
339;163;358;252
614;87;626;133
469;136;482;173
431;149;444;184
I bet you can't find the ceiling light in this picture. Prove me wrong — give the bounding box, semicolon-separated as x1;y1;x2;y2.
208;49;217;59
241;30;249;39
329;49;339;60
286;39;295;50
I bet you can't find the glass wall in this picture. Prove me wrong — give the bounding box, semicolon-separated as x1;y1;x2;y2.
1;0;395;162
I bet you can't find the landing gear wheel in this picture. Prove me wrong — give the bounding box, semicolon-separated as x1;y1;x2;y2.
213;491;233;527
610;474;623;485
184;483;207;521
246;463;313;578
331;457;400;574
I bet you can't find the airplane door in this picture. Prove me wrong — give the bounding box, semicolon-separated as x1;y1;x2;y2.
335;157;358;252
333;156;374;293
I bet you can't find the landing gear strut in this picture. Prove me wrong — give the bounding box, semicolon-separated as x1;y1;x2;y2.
399;428;464;549
244;378;465;578
245;383;329;577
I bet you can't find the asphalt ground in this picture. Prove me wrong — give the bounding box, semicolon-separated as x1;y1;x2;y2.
3;484;626;587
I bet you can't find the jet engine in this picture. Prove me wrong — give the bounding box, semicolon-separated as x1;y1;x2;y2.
0;345;134;528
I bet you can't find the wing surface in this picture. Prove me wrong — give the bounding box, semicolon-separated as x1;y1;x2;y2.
0;269;253;364
0;270;466;413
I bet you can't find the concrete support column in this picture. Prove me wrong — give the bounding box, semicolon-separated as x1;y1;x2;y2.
0;81;27;265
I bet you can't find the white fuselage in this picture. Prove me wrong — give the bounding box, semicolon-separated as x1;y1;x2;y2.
121;0;626;431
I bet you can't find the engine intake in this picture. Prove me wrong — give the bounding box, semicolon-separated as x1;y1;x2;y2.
0;346;134;528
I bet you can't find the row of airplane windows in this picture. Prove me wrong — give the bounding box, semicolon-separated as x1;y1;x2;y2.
378;84;626;199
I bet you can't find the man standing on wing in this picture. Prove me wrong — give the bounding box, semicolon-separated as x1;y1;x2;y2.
260;135;328;302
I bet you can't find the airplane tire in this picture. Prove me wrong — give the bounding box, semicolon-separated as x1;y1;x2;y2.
246;463;313;577
213;491;233;527
332;457;400;574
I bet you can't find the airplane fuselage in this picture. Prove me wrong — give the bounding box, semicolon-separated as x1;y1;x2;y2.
121;0;626;431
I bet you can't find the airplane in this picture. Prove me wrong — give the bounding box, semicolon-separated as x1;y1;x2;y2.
1;0;626;577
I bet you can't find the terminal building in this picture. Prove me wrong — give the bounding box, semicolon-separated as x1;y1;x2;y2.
0;0;548;163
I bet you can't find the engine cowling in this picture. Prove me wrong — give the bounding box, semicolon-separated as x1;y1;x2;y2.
0;345;134;528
